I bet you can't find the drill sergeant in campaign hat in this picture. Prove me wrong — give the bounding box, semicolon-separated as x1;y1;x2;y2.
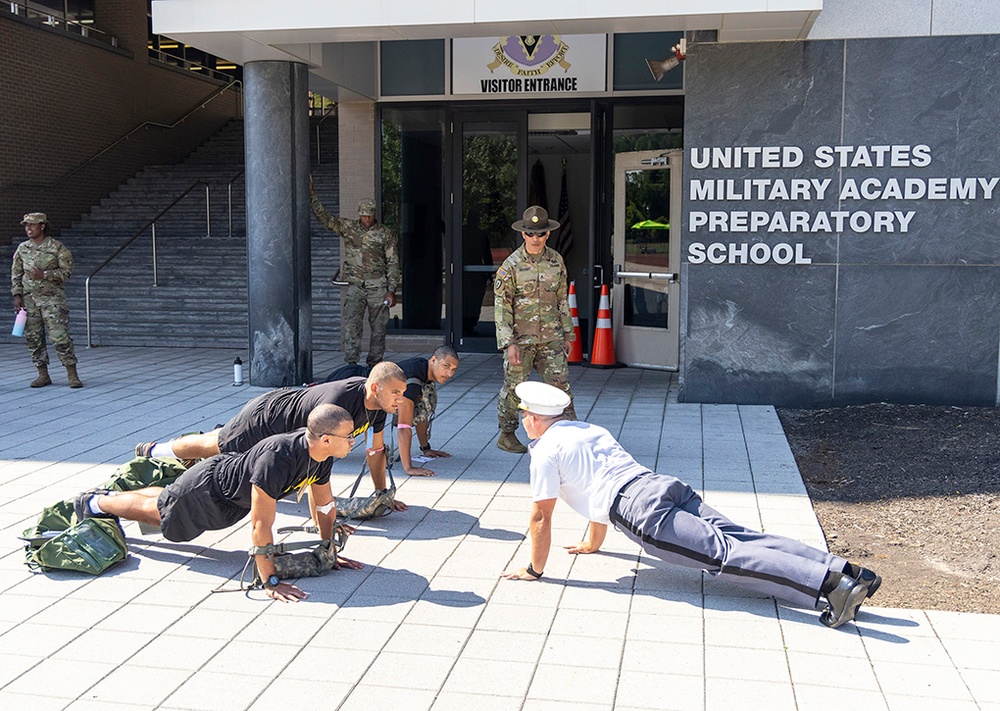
502;381;882;629
494;205;576;454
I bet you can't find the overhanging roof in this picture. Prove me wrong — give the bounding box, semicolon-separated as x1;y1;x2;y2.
152;0;821;98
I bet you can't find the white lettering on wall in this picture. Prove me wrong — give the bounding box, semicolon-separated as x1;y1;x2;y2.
687;242;812;265
686;143;997;265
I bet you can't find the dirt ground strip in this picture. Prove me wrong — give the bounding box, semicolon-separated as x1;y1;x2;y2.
778;403;1000;614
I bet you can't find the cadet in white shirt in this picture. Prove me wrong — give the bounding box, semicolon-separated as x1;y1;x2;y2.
501;381;881;629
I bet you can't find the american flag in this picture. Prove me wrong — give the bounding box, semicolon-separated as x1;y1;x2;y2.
553;160;574;257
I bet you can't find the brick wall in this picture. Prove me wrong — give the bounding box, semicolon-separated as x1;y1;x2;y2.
0;2;242;241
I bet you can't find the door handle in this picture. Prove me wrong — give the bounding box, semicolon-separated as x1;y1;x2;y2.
615;269;677;283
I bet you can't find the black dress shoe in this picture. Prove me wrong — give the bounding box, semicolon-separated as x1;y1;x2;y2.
819;573;868;628
854;567;881;598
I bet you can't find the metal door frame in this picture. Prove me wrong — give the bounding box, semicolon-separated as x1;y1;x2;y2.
611;149;682;370
448;110;528;351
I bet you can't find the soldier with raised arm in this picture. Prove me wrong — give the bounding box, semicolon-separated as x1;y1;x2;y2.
310;178;401;368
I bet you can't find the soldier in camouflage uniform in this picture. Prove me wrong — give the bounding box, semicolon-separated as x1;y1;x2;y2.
11;213;83;388
494;206;576;453
310;181;401;368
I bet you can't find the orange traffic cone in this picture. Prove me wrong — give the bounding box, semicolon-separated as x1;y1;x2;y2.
567;281;583;365
587;284;622;369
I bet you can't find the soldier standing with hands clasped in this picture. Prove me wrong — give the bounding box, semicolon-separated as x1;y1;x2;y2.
11;212;83;388
494;205;576;454
310;178;401;368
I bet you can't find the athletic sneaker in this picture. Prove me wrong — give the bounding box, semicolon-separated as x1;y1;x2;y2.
135;441;156;458
73;488;116;522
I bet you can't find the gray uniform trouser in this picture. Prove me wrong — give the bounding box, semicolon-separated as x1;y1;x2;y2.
610;473;847;610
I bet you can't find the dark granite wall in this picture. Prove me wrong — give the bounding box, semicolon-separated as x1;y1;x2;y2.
681;35;1000;406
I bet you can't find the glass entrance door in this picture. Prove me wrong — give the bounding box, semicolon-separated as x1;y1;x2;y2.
451;113;527;351
611;149;682;369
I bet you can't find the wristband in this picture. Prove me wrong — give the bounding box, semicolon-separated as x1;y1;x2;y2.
366;447;384;456
525;563;543;579
397;423;412;430
316;501;335;515
420;443;432;452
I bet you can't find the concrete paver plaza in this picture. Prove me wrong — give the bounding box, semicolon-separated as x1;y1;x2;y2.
0;343;997;710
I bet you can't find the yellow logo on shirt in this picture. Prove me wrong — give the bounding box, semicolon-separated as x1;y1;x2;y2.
292;474;320;502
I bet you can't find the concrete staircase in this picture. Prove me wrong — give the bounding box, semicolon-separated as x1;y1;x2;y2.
3;117;342;351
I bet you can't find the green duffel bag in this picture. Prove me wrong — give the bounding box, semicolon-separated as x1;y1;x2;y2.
21;456;189;572
101;456;189;493
25;517;128;575
28;498;75;539
21;456;188;546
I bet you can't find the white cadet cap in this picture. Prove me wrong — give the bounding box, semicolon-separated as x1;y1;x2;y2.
516;381;571;416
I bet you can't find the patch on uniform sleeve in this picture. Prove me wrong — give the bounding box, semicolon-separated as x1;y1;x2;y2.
495;266;511;292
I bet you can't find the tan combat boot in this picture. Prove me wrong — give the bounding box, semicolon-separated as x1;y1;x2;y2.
66;364;84;388
496;431;527;454
30;365;51;388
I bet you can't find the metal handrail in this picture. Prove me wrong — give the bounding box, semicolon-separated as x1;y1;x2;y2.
1;81;242;195
148;48;239;86
85;180;209;347
227;170;245;237
5;1;118;47
315;104;338;164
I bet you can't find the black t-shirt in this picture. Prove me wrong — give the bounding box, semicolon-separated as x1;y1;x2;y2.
265;377;386;440
396;357;429;404
212;429;333;508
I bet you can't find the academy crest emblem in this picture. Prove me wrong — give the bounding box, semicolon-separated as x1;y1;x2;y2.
487;35;572;76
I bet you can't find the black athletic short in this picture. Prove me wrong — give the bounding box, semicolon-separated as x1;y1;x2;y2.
157;459;248;542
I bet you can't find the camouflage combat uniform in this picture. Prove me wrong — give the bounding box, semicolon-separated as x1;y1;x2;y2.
494;244;577;433
311;196;401;367
11;235;78;368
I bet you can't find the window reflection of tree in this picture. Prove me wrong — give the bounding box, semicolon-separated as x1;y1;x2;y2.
463;133;518;254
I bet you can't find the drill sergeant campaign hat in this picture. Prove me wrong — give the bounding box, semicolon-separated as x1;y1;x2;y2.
357;199;376;216
516;381;571;416
21;212;48;225
511;205;560;234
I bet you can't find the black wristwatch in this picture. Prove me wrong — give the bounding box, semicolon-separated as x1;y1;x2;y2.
420;443;432;452
264;574;280;589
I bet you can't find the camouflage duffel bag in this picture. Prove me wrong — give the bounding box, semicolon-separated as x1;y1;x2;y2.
335;464;396;520
251;525;349;585
335;488;395;520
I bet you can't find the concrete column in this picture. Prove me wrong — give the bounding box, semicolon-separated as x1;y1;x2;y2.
244;61;312;386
